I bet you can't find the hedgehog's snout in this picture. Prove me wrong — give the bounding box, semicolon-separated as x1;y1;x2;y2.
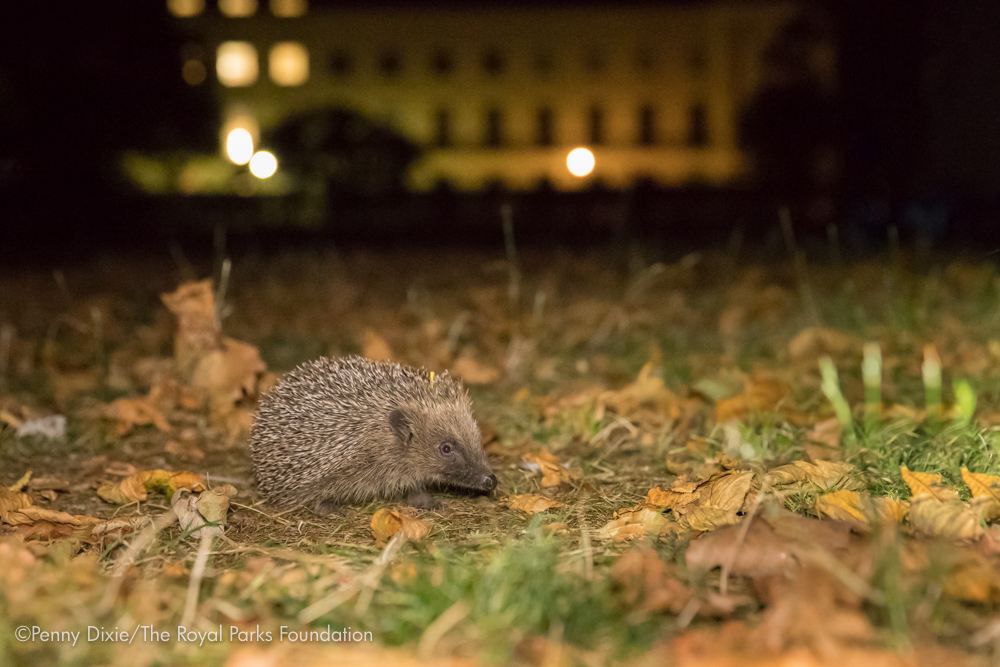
482;474;497;492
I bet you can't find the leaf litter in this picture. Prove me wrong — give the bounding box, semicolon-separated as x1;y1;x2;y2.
2;248;1000;664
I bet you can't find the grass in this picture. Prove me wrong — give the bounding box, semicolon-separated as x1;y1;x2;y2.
3;247;1000;664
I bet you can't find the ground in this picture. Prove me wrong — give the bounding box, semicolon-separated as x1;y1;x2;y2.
2;246;1000;666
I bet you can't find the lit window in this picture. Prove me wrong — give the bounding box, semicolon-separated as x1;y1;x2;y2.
168;0;204;17
183;59;207;85
270;42;309;86
219;0;257;17
270;0;306;17
217;42;258;87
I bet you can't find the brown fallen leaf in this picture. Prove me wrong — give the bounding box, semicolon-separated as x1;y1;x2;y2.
161;279;221;377
101;395;170;435
788;327;862;366
165;439;206;460
522;449;580;488
962;467;1000;521
901;466;959;502
97;470;206;505
611;545;693;616
815;490;909;526
371;508;429;546
595;362;682;420
195;484;238;524
503;494;563;514
597;504;676;542
449;356;500;384
677;506;741;532
190;337;267;420
645;486;699;510
697;470;755;513
764;460;861;491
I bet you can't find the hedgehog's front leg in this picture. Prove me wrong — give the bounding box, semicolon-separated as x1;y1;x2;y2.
405;489;440;510
314;497;342;516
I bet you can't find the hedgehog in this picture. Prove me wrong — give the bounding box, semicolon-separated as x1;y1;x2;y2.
249;355;497;514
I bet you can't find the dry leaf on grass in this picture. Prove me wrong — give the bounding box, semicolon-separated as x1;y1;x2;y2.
596;361;681;420
804;417;842;460
598;504;676;541
902;466;982;541
645;486;700;510
764;460;861;491
815;490;908;526
190;337;267;419
521;449;580;487
503;494;563;514
962;467;1000;521
371;508;429;546
100;395;170;435
97;469;206;505
788;327;862;366
161;280;220;376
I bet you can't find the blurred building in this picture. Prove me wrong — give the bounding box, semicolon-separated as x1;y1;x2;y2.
166;0;813;192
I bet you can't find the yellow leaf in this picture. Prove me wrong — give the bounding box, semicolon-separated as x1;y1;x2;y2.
909;498;983;542
597;505;675;542
101;396;170;435
8;470;31;492
765;460;860;491
815;490;908;526
677;506;740;532
503;494;562;514
371;508;429;546
645;486;698;509
522;449;579;487
97;469;205;505
900;466;959;502
195;485;238;524
697;471;754;512
962;467;1000;521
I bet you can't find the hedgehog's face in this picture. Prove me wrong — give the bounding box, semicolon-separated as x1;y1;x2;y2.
389;404;497;494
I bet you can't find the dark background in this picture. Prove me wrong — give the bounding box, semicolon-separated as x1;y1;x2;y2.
2;0;1000;262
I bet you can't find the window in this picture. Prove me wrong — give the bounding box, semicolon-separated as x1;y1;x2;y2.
270;0;306;17
219;0;256;17
269;42;309;86
329;49;352;76
378;50;402;76
434;109;451;147
536;107;553;146
482;48;505;76
168;0;204;17
216;42;258;87
430;49;454;76
484;108;503;147
589;106;604;145
638;105;656;145
688;103;709;147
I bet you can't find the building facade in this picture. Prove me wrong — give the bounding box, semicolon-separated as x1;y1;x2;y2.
168;0;805;192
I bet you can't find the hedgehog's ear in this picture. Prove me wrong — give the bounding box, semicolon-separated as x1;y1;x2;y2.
389;408;414;444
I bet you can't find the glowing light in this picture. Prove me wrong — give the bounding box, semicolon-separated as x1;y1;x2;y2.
269;42;309;86
270;0;307;17
566;147;595;177
168;0;204;17
226;129;254;165
249;151;278;179
216;42;258;87
219;0;257;17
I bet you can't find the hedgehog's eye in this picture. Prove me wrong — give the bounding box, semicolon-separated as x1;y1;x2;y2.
440;443;453;454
